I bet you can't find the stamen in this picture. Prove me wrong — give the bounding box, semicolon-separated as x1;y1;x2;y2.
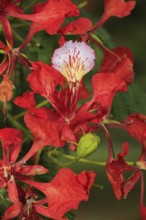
3;166;8;178
52;41;95;83
10;174;14;182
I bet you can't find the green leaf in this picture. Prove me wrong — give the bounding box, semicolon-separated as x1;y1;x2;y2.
111;82;146;120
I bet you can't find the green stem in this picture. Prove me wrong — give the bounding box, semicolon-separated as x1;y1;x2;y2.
90;34;120;59
48;153;64;167
62;154;106;166
0;194;9;207
60;153;135;166
7;113;32;139
93;183;104;190
78;1;88;8
14;111;26;120
14;100;48;120
48;151;80;167
37;100;49;108
35;148;43;164
12;23;29;28
13;29;24;42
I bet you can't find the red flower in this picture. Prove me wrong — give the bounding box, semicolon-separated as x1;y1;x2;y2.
103;0;136;19
22;168;96;220
0;128;48;203
19;0;79;50
58;17;92;45
125;113;146;169
4;186;49;220
89;0;136;32
90;47;134;116
14;42;134;160
0;18;32;78
14;41;97;160
106;143;140;199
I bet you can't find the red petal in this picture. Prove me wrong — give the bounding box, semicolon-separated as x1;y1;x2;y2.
91;72;125;109
3;203;22;219
0;128;22;163
106;143;138;200
20;108;65;162
125;113;146;143
33;205;52;219
0;57;8;75
61;124;77;143
17;0;79;49
7;179;19;203
90;0;136;30
27;61;64;98
117;142;129;158
0;15;13;47
0;40;9;53
23;168;95;219
14;91;36;109
103;0;136;18
99;47;134;85
123;171;140;199
59;17;92;35
92;49;134;110
125;114;146;169
24;108;64;147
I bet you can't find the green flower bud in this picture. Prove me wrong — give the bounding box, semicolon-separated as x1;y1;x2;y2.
77;133;100;158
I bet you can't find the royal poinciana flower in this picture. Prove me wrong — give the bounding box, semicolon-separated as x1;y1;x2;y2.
3;169;95;219
14;41;134;161
3;186;51;220
106;142;140;200
89;0;136;32
21;168;96;220
19;0;79;50
125;113;146;169
58;0;136;45
0;127;95;219
0;128;48;203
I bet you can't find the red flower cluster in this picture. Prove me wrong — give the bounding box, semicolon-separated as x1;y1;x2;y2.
1;0;145;219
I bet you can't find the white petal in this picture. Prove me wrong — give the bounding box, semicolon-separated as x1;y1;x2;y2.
52;41;96;82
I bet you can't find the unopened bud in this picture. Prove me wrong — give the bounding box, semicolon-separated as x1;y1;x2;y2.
77;133;100;158
0;76;14;103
